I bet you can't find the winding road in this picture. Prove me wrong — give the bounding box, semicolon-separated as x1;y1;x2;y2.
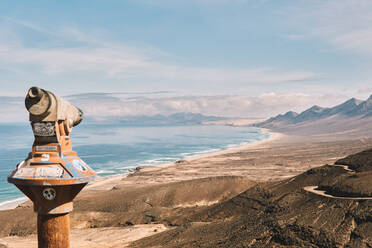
303;165;372;200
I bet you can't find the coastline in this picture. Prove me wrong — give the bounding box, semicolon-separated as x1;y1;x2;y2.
73;128;284;192
2;128;372;247
0;196;28;211
190;128;282;159
157;128;283;166
0;126;280;211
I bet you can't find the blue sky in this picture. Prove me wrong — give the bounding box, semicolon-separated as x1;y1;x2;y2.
0;0;372;117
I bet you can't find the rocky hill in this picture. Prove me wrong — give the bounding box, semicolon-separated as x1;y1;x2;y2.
131;148;372;248
255;95;372;137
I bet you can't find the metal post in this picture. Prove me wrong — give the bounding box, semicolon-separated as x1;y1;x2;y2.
37;213;70;248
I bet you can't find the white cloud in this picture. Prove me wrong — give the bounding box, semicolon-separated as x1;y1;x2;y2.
68;92;348;119
0;19;317;88
286;0;372;55
0;91;351;123
135;0;254;6
0;97;28;122
0;38;316;84
284;34;306;41
357;87;372;95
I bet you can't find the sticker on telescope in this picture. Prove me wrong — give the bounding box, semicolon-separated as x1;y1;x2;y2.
72;160;87;172
14;166;63;178
32;122;56;137
36;167;63;177
42;188;56;201
36;146;57;152
14;168;36;177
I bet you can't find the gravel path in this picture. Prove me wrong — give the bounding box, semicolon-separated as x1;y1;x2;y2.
304;165;372;200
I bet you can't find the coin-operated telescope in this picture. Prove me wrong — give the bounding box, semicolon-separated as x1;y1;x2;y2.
8;87;96;248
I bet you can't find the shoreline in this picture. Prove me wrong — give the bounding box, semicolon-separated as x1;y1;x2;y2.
3;129;372;247
118;128;283;172
74;128;284;192
160;128;283;165
0;127;282;211
190;128;282;159
0;196;28;211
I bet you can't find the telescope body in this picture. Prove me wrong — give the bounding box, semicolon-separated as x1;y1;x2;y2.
8;87;96;248
25;87;83;136
8;87;96;215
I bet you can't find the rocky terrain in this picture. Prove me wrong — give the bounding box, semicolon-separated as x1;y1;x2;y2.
131;149;372;248
0;176;254;238
318;149;372;198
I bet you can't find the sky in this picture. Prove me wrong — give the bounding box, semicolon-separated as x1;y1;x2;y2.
1;0;372;119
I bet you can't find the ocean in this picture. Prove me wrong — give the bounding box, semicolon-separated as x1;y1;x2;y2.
0;122;269;207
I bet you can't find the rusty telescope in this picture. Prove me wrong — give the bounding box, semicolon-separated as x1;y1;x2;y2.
8;87;96;248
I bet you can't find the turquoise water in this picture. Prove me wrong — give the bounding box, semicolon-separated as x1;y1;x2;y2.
0;122;269;206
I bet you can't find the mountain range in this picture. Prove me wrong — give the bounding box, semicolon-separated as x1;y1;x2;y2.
255;95;372;137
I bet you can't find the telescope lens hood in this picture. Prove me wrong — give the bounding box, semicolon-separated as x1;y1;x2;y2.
25;87;52;116
28;87;42;99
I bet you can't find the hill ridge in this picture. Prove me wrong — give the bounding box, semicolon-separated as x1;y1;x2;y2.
255;94;372;135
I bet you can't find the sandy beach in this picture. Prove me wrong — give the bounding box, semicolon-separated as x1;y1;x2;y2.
1;124;372;247
0;127;280;211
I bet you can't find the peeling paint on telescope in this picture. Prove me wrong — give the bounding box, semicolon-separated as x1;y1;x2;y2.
7;86;96;215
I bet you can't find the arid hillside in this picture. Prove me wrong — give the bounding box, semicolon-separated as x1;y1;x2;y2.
131;149;372;247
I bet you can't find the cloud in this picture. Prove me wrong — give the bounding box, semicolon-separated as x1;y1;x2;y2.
0;96;28;122
135;0;254;6
68;92;348;119
0;91;350;123
286;0;372;55
357;87;372;94
284;34;306;41
0;19;318;89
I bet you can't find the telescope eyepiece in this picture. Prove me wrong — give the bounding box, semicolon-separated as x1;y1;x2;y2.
25;86;50;116
28;87;43;99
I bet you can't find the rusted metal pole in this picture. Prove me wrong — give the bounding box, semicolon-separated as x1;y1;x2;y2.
37;213;70;248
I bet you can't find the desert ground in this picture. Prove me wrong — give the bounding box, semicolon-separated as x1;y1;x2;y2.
1;125;372;247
